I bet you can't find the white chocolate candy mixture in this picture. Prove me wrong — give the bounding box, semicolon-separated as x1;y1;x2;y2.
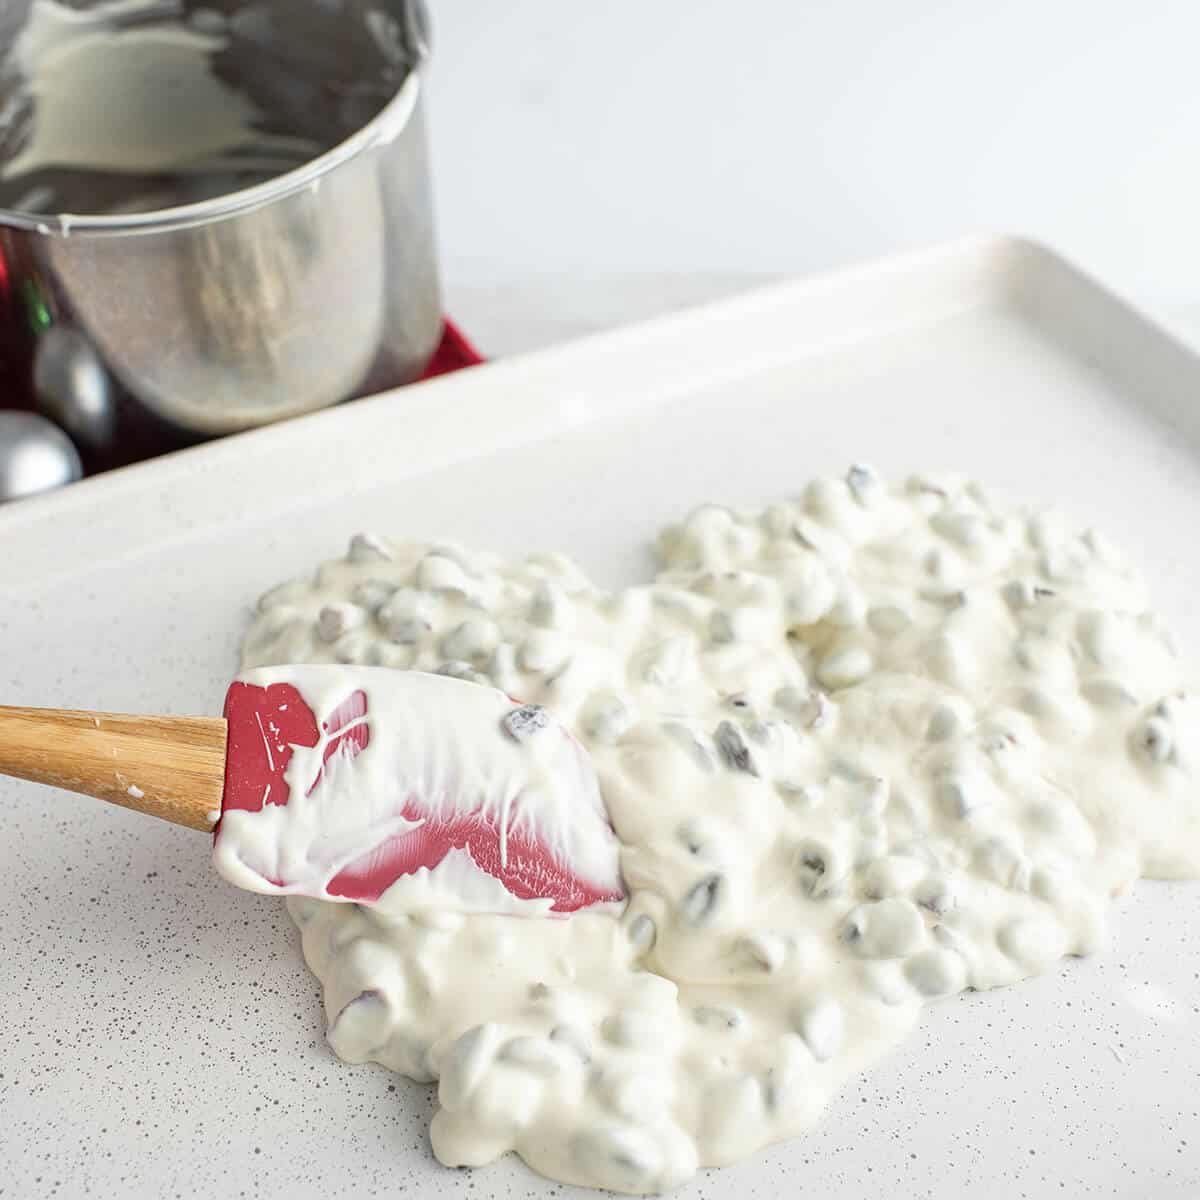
240;470;1200;1194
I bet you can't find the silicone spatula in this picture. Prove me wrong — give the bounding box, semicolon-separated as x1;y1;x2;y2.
0;666;625;916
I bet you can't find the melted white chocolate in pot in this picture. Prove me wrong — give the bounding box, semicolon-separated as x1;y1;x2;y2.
3;0;316;186
240;470;1200;1194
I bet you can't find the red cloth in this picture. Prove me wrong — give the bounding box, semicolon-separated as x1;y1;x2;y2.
421;320;485;379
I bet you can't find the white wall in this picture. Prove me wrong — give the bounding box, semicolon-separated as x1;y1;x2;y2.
426;1;1200;350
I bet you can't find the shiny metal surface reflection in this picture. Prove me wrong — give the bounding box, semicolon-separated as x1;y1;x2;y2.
0;0;440;437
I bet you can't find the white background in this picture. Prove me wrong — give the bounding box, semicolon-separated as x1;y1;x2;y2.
426;0;1200;353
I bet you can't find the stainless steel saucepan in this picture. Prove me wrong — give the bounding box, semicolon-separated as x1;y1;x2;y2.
0;0;441;441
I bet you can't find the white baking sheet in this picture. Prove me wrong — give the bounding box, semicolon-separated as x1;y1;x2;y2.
2;236;1197;1199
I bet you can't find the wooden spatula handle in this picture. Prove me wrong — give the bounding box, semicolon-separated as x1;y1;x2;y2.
0;706;228;831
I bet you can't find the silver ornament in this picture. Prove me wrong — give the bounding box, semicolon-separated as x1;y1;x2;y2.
0;411;83;502
33;326;117;452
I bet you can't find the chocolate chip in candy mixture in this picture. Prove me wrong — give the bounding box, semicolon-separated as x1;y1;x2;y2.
714;720;759;776
503;704;549;741
681;873;724;925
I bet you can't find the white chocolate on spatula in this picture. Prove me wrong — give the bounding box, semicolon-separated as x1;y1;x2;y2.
212;667;625;917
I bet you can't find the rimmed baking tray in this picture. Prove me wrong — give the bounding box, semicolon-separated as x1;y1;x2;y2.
2;235;1196;1198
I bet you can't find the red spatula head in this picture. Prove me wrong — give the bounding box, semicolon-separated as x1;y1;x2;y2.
213;666;626;917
